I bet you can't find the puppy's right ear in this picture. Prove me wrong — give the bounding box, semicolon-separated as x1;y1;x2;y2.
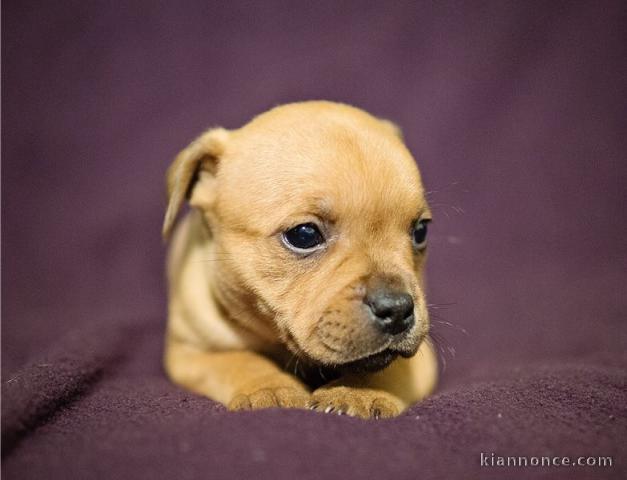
162;127;229;240
380;119;404;141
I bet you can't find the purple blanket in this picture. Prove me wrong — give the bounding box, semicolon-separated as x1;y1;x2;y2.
2;1;626;479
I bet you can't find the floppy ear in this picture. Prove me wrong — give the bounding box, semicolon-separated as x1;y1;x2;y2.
162;127;229;239
380;119;404;141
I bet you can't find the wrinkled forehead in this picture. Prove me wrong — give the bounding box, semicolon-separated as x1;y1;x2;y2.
217;121;427;230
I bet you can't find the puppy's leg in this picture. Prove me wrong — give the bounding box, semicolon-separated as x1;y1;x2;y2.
310;340;437;419
165;340;311;410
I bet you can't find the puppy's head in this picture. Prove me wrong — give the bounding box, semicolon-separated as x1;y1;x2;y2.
164;101;431;374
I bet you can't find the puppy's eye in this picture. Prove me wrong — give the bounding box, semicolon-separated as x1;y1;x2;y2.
412;219;429;250
282;223;325;253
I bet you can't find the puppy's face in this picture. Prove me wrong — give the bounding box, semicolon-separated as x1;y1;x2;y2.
167;102;431;373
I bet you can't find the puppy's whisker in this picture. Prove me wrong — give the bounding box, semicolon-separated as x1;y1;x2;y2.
430;333;457;359
427;302;457;308
427;328;460;372
431;318;469;336
425;180;463;198
192;254;239;264
430;317;457;345
193;259;233;264
285;353;296;374
425;335;448;373
429;203;465;217
428;304;469;337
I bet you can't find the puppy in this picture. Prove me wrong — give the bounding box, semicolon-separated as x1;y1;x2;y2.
163;101;437;419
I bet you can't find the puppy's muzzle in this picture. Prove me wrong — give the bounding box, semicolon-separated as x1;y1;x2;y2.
365;287;415;336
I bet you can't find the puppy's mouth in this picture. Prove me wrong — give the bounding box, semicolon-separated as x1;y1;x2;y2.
335;348;399;374
289;347;401;386
333;342;418;373
283;323;424;381
283;329;423;387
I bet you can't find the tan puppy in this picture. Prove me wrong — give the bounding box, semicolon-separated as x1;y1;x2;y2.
163;101;437;419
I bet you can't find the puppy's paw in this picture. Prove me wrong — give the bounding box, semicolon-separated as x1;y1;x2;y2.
309;386;404;419
229;384;311;411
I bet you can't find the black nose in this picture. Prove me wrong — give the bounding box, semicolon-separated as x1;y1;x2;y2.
365;289;415;335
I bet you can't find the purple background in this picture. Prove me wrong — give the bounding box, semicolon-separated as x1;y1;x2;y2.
2;1;626;479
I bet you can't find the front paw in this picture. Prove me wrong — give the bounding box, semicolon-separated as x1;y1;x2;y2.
309;386;404;419
229;382;311;411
